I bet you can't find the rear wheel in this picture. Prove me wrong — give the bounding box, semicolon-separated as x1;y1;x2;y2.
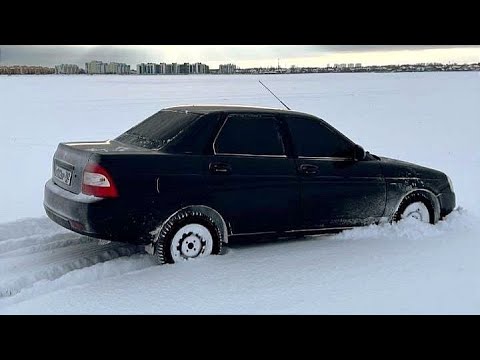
154;210;223;265
393;193;434;224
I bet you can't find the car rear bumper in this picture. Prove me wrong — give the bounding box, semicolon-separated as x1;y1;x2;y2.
44;179;152;244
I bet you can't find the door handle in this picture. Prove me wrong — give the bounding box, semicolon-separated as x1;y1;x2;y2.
298;164;318;175
209;162;232;174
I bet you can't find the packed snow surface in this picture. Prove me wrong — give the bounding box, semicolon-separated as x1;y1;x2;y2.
1;73;479;314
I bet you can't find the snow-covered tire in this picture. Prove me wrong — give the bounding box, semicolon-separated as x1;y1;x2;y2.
393;192;434;224
153;210;223;265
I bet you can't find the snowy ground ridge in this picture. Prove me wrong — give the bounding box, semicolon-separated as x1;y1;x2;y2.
0;216;151;305
0;208;476;312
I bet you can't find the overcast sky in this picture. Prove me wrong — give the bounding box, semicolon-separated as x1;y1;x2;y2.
1;45;479;68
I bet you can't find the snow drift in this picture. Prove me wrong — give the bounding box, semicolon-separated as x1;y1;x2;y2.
0;72;479;314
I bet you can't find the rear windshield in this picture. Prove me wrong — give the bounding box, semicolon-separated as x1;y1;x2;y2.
115;110;201;150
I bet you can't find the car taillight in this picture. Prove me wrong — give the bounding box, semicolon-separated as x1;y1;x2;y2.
82;163;119;198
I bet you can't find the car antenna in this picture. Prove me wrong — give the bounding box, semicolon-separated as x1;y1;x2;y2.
258;80;291;110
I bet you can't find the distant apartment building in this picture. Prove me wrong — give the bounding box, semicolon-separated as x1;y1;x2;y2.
347;63;355;68
55;64;80;74
166;63;178;74
219;64;237;74
137;63;159;75
0;65;55;75
85;61;108;74
159;62;166;74
179;63;191;74
137;63;146;74
107;62;130;74
192;62;209;74
355;63;362;68
137;62;208;75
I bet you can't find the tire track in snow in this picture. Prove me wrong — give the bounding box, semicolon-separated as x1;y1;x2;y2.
0;217;155;303
0;232;81;256
0;217;64;241
0;254;156;309
0;234;93;258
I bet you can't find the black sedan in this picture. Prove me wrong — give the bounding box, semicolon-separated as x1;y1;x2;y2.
44;105;456;264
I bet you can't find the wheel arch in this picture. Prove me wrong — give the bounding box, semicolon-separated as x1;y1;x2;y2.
392;189;441;223
150;205;229;244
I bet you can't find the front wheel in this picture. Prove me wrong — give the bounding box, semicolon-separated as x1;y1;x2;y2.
393;193;434;224
153;210;223;265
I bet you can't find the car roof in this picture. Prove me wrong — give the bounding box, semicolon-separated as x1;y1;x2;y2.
164;104;315;118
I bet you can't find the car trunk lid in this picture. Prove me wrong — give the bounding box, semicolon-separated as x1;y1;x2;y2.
52;140;149;194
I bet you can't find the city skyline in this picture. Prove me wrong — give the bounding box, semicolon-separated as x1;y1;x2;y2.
1;45;480;68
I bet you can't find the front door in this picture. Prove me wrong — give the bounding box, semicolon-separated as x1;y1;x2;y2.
285;115;386;229
206;113;300;234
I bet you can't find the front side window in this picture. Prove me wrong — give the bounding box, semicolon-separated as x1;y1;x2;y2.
214;114;285;156
286;117;353;158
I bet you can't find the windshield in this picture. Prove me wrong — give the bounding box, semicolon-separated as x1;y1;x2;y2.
115;110;201;150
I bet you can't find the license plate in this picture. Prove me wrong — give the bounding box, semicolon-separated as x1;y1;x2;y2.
54;164;72;186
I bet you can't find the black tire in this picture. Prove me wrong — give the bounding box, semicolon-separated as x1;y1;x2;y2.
392;192;434;224
154;209;223;265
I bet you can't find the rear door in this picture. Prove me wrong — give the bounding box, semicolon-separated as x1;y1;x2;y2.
285;116;386;229
205;113;300;235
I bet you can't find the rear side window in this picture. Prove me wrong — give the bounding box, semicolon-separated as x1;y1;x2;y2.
214;114;285;156
286;117;353;158
116;110;200;150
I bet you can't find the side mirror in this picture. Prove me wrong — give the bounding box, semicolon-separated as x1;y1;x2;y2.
353;144;366;161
